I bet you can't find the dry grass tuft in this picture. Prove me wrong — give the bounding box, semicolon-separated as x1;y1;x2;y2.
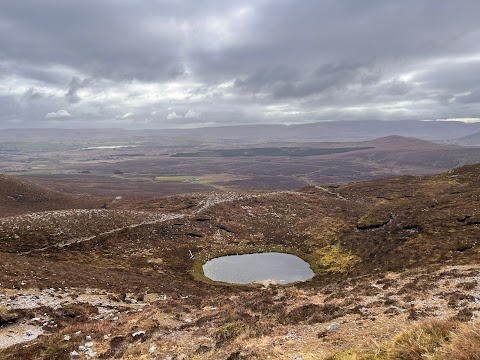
215;321;249;346
324;319;480;360
439;322;480;360
388;319;456;359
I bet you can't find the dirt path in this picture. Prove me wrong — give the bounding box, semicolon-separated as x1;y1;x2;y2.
21;212;184;254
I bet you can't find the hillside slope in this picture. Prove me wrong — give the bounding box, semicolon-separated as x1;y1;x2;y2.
450;130;480;146
0;174;105;217
0;166;479;359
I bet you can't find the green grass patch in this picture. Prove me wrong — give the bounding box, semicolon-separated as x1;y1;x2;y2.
155;175;207;183
312;245;361;274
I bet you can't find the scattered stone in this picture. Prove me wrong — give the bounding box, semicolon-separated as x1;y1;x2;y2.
70;351;81;359
85;341;94;348
184;318;193;323
132;331;146;338
326;322;340;331
75;330;82;335
78;345;86;352
85;348;97;358
63;335;71;341
86;335;92;341
255;279;278;287
285;330;301;340
103;334;109;340
125;293;137;302
389;305;407;313
25;331;33;337
149;345;157;354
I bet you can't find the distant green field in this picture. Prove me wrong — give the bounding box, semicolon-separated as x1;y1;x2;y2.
7;142;75;152
155;175;205;182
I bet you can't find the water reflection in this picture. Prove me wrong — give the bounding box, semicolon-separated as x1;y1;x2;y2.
202;252;314;284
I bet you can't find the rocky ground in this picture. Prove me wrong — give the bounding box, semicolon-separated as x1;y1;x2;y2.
0;165;479;359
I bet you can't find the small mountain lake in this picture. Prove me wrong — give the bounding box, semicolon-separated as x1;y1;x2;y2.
202;252;314;285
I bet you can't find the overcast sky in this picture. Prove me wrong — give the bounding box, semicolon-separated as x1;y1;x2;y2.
1;0;480;129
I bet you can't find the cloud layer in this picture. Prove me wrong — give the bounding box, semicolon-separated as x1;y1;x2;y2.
1;0;480;128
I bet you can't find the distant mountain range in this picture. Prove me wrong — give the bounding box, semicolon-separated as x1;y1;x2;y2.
447;130;480;146
2;120;480;143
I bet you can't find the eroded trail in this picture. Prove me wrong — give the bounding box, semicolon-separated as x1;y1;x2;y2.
4;190;308;254
26;213;184;253
0;209;184;254
315;185;351;201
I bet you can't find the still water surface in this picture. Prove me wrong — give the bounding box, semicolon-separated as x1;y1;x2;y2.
202;252;314;284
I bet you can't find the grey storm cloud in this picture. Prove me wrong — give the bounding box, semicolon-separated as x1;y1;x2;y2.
65;77;92;103
455;89;480;104
1;0;480;128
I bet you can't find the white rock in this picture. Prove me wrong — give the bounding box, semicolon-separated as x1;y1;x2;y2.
78;345;86;352
132;331;146;338
326;322;340;331
85;349;97;358
86;335;92;341
103;334;109;340
85;341;94;348
389;305;407;313
63;335;71;341
149;345;157;354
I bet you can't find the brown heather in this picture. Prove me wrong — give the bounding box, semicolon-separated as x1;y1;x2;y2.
0;165;480;359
